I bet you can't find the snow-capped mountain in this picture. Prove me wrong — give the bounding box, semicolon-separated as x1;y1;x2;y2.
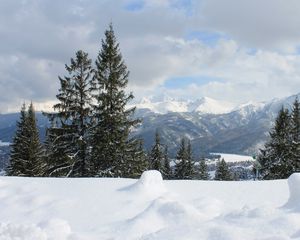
0;93;300;159
131;93;300;156
130;96;236;114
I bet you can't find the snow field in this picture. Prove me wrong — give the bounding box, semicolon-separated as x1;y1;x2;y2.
210;153;254;163
0;171;299;239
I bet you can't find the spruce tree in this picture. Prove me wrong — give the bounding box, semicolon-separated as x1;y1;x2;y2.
174;138;187;179
45;50;93;177
162;146;172;179
290;98;300;172
123;140;148;178
198;158;210;180
214;158;232;181
90;24;140;177
174;138;195;179
24;103;45;176
7;103;44;177
259;107;292;179
6;104;27;176
149;131;164;172
185;140;195;179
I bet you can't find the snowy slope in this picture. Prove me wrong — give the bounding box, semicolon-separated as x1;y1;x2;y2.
1;171;300;240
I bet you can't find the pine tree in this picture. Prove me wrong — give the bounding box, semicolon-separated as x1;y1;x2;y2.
123;140;148;178
185;140;195;179
214;158;232;181
174;138;187;179
174;138;195;179
90;24;140;177
149;131;164;172
24;103;45;176
290;98;300;172
259;107;292;179
198;158;210;180
7;103;44;177
45;50;93;177
6;104;27;176
162;146;172;179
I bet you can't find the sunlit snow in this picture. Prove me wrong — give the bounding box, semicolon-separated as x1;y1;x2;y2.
0;171;299;239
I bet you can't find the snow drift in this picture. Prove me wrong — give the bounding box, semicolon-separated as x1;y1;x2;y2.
284;173;300;212
0;171;299;239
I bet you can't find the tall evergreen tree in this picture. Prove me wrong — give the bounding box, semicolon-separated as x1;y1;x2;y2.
290;98;300;172
174;138;187;179
123;140;148;178
185;140;195;179
149;131;164;171
162;146;172;179
90;24;140;177
24;103;45;176
45;50;93;177
259;107;292;179
174;138;195;179
214;158;232;181
6;104;27;176
7;103;44;177
198;158;210;180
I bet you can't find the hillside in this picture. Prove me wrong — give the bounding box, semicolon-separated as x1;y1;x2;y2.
0;171;299;239
1;93;300;158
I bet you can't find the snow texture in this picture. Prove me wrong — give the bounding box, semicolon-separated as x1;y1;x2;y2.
0;171;299;239
284;173;300;212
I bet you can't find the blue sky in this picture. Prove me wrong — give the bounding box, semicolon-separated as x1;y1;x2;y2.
163;76;223;89
1;0;300;112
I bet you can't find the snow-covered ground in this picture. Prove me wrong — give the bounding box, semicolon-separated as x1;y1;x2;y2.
0;140;10;147
0;171;299;240
210;153;254;163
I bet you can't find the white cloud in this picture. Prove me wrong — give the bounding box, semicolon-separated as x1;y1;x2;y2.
1;0;300;112
198;0;300;52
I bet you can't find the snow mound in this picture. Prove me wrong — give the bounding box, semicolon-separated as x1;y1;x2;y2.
0;219;73;240
119;197;203;240
284;173;300;211
0;222;47;240
122;170;166;197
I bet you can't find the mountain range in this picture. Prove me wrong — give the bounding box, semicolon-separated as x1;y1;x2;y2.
0;93;299;158
129;93;300;156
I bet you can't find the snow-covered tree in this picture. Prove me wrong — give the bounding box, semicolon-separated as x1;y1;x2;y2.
185;140;196;179
149;131;164;171
45;50;93;177
162;146;172;179
214;158;232;181
7;103;44;177
290;98;300;172
122;140;148;178
259;107;292;179
198;158;210;180
174;138;195;179
90;24;141;177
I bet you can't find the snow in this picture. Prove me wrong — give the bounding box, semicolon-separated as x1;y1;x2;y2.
0;140;10;147
0;171;299;239
210;153;254;163
284;173;300;212
130;97;236;115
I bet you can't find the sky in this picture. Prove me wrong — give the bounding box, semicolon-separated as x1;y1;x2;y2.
1;0;300;112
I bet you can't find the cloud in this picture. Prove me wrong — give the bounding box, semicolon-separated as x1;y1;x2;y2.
0;0;300;112
198;0;300;52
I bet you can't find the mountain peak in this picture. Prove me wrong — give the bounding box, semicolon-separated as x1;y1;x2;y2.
131;96;236;114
